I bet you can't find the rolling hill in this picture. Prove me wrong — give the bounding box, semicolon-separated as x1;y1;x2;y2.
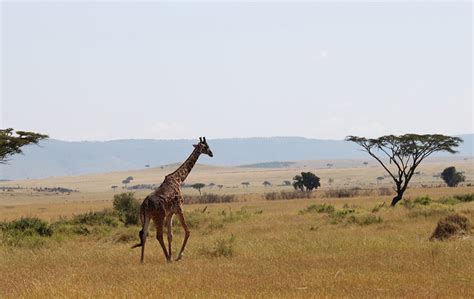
1;135;472;180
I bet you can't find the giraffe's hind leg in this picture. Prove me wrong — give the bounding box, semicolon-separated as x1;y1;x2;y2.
165;213;173;260
140;215;150;263
153;213;170;262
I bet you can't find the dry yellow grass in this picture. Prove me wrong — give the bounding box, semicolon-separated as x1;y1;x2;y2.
1;159;473;297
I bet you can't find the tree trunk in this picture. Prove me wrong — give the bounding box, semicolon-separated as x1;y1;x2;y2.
390;191;404;206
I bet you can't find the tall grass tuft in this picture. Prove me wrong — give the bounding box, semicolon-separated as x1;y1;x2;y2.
199;235;235;258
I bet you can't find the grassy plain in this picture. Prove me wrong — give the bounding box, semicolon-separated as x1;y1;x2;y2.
0;158;473;297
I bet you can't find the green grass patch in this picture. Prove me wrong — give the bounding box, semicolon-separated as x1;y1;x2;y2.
300;203;335;214
199;235;235;258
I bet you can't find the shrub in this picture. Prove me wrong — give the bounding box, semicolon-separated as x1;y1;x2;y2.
347;214;383;226
329;208;356;224
265;191;315;200
1;217;53;237
402;196;432;209
73;209;119;227
300;204;335;214
430;213;471;241
0;217;53;248
184;193;236;204
324;188;373;198
438;196;462;205
113;192;140;225
453;194;474;202
441;166;465;187
414;196;432;205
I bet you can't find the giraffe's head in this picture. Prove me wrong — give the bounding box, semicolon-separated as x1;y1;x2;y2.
194;137;213;157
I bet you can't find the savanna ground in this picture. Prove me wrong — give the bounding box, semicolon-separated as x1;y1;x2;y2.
1;157;473;297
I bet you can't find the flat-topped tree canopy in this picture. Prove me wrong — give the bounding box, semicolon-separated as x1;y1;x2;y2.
0;128;49;163
346;134;462;206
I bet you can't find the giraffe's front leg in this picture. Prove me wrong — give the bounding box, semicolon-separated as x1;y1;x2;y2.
175;206;190;261
165;213;173;261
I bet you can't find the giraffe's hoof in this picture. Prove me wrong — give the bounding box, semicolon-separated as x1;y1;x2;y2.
175;254;183;261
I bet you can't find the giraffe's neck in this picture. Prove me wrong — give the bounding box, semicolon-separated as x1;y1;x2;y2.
171;148;201;182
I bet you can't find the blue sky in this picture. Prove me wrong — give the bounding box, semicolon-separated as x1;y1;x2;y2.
1;1;472;141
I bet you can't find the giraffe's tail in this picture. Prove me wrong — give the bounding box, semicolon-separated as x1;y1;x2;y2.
131;204;146;249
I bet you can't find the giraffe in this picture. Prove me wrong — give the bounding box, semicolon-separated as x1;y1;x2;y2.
132;137;213;263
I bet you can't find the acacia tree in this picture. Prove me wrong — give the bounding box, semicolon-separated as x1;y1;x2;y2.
192;183;206;196
0;128;48;163
441;166;465;187
293;172;321;192
346;134;462;206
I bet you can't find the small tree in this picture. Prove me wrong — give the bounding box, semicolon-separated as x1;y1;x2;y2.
326;163;333;168
217;184;224;190
293;172;321;192
111;185;118;191
283;180;292;186
262;181;272;187
192;183;206;196
441;166;465;187
208;182;216;188
122;179;130;188
0;128;48;163
328;178;334;185
363;161;368;166
346;134;462;206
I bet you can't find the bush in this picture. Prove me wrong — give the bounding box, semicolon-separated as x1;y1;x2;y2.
1;217;53;237
402;196;432;209
438;197;462;205
0;217;53;248
347;214;383;226
324;188;373;198
441;166;465;187
184;193;236;204
113;192;140;225
453;194;474;203
265;191;315;200
430;213;471;241
72;209;119;227
300;204;335;214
